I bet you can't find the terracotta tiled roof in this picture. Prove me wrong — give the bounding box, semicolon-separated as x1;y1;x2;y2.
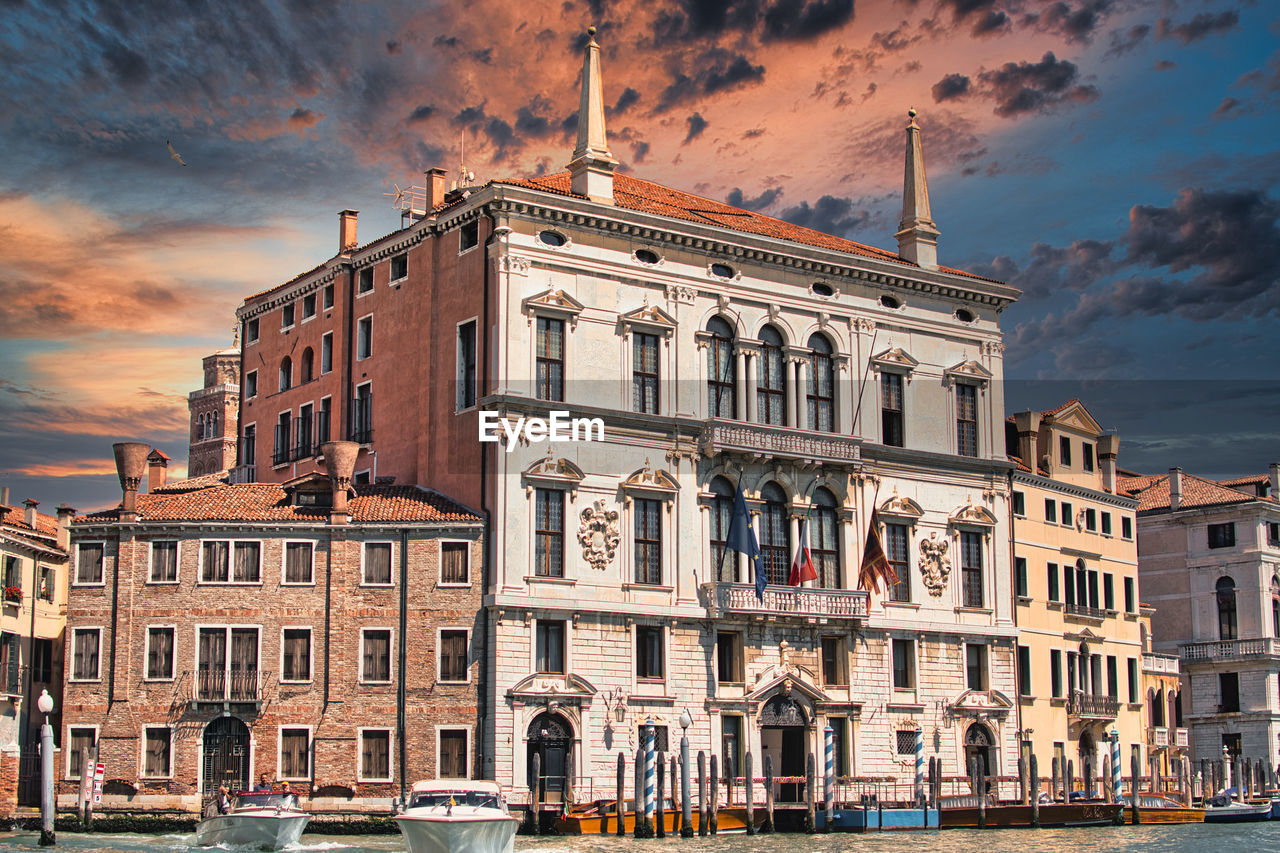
1007;454;1034;474
151;472;233;494
0;502;60;537
1118;471;1265;512
1116;473;1162;497
76;483;480;525
1217;474;1269;488
1040;398;1081;418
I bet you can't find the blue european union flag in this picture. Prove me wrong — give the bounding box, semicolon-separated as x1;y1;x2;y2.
725;488;764;601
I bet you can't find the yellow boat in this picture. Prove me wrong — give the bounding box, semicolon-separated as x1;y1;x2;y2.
554;799;763;834
1121;793;1205;824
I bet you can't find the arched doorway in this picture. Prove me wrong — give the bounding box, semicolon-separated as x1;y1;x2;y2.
202;716;251;794
760;694;808;802
527;712;572;804
964;723;995;792
1078;729;1097;796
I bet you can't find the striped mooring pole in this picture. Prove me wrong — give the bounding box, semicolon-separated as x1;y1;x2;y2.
823;725;834;829
645;721;657;823
914;728;925;801
1109;728;1122;802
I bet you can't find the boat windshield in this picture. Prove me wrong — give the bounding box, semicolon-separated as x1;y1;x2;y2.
409;791;500;810
233;793;298;809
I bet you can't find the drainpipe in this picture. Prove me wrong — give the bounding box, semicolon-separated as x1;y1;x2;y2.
478;213;499;778
1009;469;1024;769
398;529;408;802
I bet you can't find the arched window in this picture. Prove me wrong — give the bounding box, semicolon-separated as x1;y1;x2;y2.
811;487;840;589
706;317;736;419
1147;688;1158;727
807;334;835;432
279;356;292;392
759;482;791;586
1271;576;1280;638
709;476;736;582
300;347;314;384
1153;687;1165;727
757;326;786;426
1217;576;1237;640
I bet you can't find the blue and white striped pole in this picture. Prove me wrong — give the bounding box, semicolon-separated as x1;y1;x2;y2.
645;721;656;823
1109;728;1121;802
915;728;925;801
824;725;834;822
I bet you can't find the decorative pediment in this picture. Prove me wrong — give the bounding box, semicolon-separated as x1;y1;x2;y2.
1046;401;1103;436
619;304;676;336
948;688;1013;717
872;347;919;374
622;461;679;495
1065;627;1103;644
943;358;992;387
879;488;923;520
949;496;997;527
522;453;585;491
747;672;829;709
508;671;598;702
522;288;585;326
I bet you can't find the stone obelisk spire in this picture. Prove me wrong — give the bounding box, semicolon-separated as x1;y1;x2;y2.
567;26;618;203
895;108;940;269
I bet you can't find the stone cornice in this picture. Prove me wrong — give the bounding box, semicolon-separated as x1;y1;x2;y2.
1013;471;1138;509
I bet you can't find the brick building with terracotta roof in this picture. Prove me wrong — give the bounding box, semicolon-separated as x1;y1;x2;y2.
60;442;484;814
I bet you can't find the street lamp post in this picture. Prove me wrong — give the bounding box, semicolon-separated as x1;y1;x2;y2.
38;688;55;846
679;709;693;838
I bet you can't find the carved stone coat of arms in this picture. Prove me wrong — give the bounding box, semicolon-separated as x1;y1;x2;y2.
577;499;620;570
919;532;951;597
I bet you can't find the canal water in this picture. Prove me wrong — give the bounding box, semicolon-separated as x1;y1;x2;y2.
3;822;1280;853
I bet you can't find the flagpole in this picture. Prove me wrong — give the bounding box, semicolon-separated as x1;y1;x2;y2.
849;327;880;436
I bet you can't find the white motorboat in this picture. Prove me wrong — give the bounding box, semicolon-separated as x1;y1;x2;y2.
195;790;311;848
395;780;519;853
1203;790;1273;823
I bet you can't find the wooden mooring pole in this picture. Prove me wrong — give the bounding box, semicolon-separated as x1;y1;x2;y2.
1030;753;1041;828
762;754;775;834
709;754;720;835
744;752;755;835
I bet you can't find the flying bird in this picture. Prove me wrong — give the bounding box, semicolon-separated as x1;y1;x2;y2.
166;140;187;166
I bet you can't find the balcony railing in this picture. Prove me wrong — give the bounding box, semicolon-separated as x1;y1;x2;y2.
192;669;265;703
1179;638;1280;661
701;582;868;623
228;465;257;484
1147;726;1169;749
1142;652;1180;675
1063;602;1106;620
1067;690;1119;721
1173;727;1189;748
699;419;861;466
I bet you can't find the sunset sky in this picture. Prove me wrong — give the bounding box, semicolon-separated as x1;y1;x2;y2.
2;0;1277;512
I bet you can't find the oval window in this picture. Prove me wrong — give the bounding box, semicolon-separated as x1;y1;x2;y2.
710;263;735;279
955;308;975;323
812;282;834;297
635;249;660;265
880;295;900;309
538;230;567;247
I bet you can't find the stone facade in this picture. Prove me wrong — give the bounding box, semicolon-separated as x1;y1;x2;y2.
187;345;240;478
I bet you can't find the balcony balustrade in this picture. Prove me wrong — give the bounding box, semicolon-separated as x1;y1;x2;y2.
1063;602;1106;620
1173;727;1189;748
1179;638;1280;662
191;669;265;704
701;582;868;624
699;419;861;467
1067;689;1119;721
1142;652;1180;675
1147;726;1169;749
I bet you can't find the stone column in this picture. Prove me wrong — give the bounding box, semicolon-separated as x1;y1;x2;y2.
743;350;757;422
796;357;810;431
735;350;748;421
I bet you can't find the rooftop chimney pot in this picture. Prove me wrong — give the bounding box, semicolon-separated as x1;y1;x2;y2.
339;209;359;254
320;440;360;524
1269;462;1279;499
426;168;448;212
1169;467;1183;511
113;442;151;521
22;498;38;529
56;504;75;550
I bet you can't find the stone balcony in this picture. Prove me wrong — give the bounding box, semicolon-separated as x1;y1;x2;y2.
1179;638;1280;662
1067;689;1119;722
1147;726;1168;749
1142;652;1180;675
700;582;869;624
699;419;862;467
1173;727;1189;748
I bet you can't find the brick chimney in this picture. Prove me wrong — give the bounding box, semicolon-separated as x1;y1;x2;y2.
425;168;448;211
1270;462;1279;499
1012;410;1040;471
147;449;169;492
1169;467;1182;511
0;486;8;506
338;209;359;254
112;442;151;522
1097;434;1120;493
320;440;360;524
22;498;38;529
56;504;75;551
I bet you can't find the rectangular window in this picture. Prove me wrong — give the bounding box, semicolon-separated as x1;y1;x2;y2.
72;628;100;680
896;730;916;757
1059;435;1071;466
76;542;104;585
535;620;565;674
359;267;374;293
274;411;291;465
1017;645;1031;696
201;540;228;582
716;632;743;683
1015;557;1028;598
31;638;53;683
721;716;743;779
1124;576;1135;613
1101;512;1112;535
364;542;392;584
1127;657;1138;703
1061;502;1073;526
1222;732;1242;759
245;318;259;344
1103;573;1115;610
1122;516;1133;539
360;730;391;781
1047;562;1060;602
146;627;174;680
966;643;988;691
1107;655;1118;698
459;222;479;251
68;728;96;779
1085;508;1097;531
634;498;662;585
351;383;372;443
196;627;259;702
150;541;177;582
143;727;171;777
361;629;391;683
961;531;983;608
285;542;314;584
1012;491;1025;517
1050;649;1063;698
881;373;904;447
440;542;469;585
302;293;316;319
535;317;565;401
295;401;313;457
822;636;847;686
885;523;910;602
1045;499;1056;524
892;638;915;689
1087;570;1099;609
282;303;295;329
390;254;408;280
438;630;468;683
282;628;311;682
439;729;468;779
245;369;258;398
1219;672;1240;712
633;332;660;414
356;315;372;360
281;728;311;779
1063;563;1075;607
323;283;334;309
1268;522;1280;546
534;489;564;577
1208;523;1235;549
1083;443;1094;472
318;397;331;443
828;717;848;776
1067;651;1078;693
0;633;17;695
956;383;978;457
636;625;664;681
320;333;333;374
457;320;477;410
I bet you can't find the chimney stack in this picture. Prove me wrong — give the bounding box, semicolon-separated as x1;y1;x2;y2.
1098;434;1120;493
1169;467;1183;511
0;486;8;506
56;504;75;551
112;442;151;522
1269;462;1279;499
425;168;448;212
147;450;169;492
1012;411;1040;472
22;498;38;529
320;441;360;524
338;209;359;254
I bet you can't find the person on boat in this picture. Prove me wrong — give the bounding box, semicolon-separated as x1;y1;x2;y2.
254;773;272;791
281;781;295;804
217;784;231;814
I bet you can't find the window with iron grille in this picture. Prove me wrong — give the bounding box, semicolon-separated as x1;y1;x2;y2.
439;630;468;683
535;620;565;674
360;729;391;780
956;383;978;457
807;334;835;432
350;384;373;444
896;730;916;756
285;542;314;584
881;372;904;447
634;498;662;585
281;728;310;779
364;542;392;585
143;727;171;777
633;332;659;414
535;317;565;401
361;630;391;683
534;489;564;578
636;625;664;681
439;729;467;778
282;628;311;682
150;541;177;582
961;531;983;608
273;411;291;465
885;522;910;602
76;542;104;584
146;627;174;680
638;725;669;752
706;317;736;419
716;632;743;683
440;542;469;584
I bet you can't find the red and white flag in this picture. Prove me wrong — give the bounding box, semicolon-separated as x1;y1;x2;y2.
789;515;818;586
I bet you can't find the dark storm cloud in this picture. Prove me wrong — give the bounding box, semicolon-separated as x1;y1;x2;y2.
101;40;150;88
1213;97;1242;119
1105;24;1149;58
779;195;872;239
386;40;401;54
652;0;763;42
631;140;651;163
656;48;765;111
977;52;1100;117
932;73;971;102
653;0;853;43
1156;11;1239;45
454;105;487;125
970;10;1009;37
408;105;434;123
726;186;782;210
683;112;709;143
974;239;1115;301
762;0;855;42
434;34;460;48
937;0;998;23
611;87;641;116
1028;1;1113;44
